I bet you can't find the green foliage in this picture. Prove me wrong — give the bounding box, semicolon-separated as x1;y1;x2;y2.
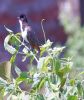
59;8;84;68
1;27;84;99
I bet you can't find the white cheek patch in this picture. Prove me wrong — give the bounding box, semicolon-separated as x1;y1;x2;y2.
22;31;29;43
19;20;23;32
19;19;29;43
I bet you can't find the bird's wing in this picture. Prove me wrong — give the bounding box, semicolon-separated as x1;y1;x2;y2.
27;30;40;51
27;31;40;46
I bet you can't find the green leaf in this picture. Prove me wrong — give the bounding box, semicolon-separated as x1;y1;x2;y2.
37;56;52;72
40;39;53;56
5;84;14;93
40;39;53;49
20;72;28;79
31;77;46;93
15;77;26;86
77;81;83;96
52;46;65;55
50;74;57;84
9;35;20;50
60;77;66;88
16;72;29;85
36;94;45;100
53;59;61;73
15;66;21;76
38;78;46;90
0;88;5;98
10;53;17;63
4;35;17;54
70;79;75;86
58;64;71;78
4;32;21;55
78;71;84;76
50;83;59;92
30;56;34;64
42;56;52;72
67;95;78;100
0;77;7;86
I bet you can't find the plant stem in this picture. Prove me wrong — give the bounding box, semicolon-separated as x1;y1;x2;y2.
41;19;46;43
12;34;39;63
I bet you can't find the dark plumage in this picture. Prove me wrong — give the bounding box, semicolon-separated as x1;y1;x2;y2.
18;14;40;52
27;31;40;51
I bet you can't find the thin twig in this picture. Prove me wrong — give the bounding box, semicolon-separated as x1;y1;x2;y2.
41;19;46;43
18;52;25;55
12;34;38;62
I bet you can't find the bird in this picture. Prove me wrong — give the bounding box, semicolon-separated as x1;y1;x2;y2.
18;14;40;52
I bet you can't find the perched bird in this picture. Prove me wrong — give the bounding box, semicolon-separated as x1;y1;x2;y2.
18;14;40;52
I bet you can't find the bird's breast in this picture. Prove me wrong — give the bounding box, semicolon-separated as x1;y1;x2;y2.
22;31;28;42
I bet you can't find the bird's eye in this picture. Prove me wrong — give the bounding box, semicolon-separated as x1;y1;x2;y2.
20;15;25;19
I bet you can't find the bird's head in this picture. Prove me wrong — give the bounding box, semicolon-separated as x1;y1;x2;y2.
18;14;28;23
